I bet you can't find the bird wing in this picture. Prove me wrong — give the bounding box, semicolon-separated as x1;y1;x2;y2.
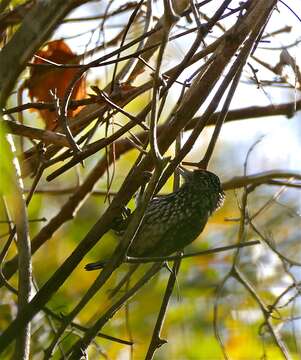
128;201;174;257
128;195;208;257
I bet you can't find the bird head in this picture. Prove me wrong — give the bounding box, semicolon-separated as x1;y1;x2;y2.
178;167;219;186
178;167;224;205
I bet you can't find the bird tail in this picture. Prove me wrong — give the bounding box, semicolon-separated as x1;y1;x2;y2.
85;260;107;271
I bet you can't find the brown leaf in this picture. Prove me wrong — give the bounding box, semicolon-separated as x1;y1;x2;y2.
26;40;86;130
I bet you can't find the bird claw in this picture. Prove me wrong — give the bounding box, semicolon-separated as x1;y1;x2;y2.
111;207;131;235
163;262;173;274
142;171;152;183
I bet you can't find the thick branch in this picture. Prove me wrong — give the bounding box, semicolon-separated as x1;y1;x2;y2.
3;134;31;360
1;119;71;148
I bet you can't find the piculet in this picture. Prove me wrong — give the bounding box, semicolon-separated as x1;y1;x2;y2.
85;168;225;271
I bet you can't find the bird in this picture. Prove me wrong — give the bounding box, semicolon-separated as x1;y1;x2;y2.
85;168;225;272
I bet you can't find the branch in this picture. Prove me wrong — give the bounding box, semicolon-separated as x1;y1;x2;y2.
145;260;181;359
233;267;291;359
0;1;280;354
68;263;163;359
3;133;32;360
223;171;301;190
1;119;71;147
41;158;166;357
125;240;260;264
1;148;122;283
155;0;274;190
194;100;301;127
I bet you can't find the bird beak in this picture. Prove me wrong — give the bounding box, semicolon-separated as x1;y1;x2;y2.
177;166;192;181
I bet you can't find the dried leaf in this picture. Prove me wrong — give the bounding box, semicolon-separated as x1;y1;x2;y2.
26;40;86;130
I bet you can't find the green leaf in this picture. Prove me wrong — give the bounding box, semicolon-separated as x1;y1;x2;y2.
0;119;17;197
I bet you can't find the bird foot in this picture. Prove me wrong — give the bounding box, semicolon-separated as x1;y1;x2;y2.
111;207;131;235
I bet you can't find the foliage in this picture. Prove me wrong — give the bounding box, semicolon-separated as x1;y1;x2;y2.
0;1;301;359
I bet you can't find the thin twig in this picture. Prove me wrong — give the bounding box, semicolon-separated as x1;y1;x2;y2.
145;260;181;359
67;263;163;359
125;240;260;264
